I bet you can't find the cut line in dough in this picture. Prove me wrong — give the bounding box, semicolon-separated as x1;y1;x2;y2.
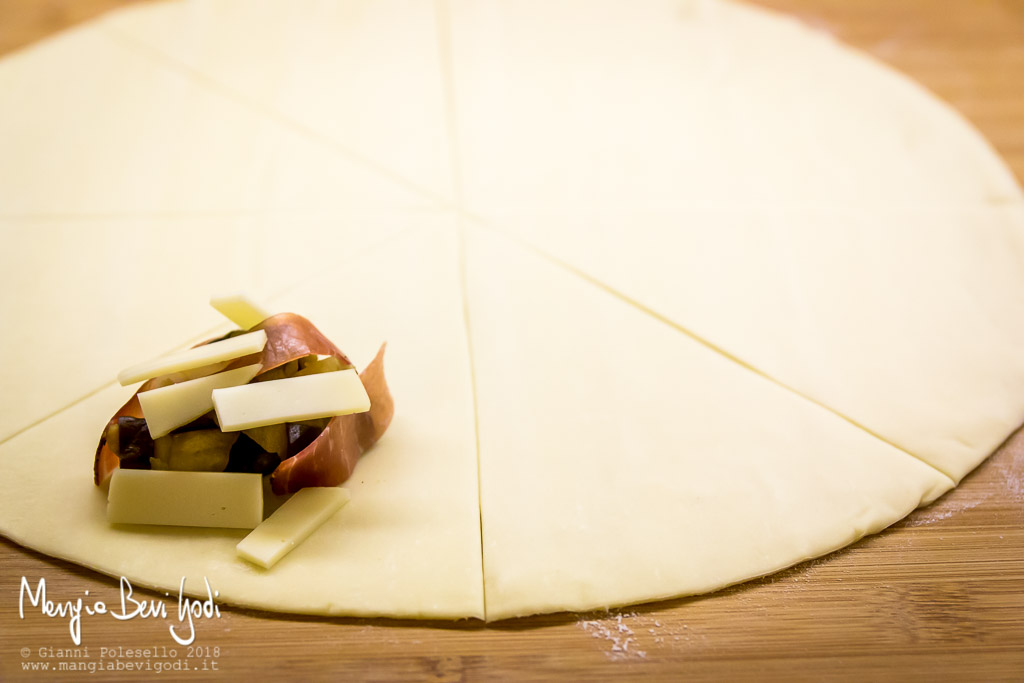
0;0;1021;621
466;226;954;620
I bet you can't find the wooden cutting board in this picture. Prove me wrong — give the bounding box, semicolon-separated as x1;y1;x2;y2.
1;1;1022;680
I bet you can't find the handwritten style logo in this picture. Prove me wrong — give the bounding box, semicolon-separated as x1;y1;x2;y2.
19;576;221;646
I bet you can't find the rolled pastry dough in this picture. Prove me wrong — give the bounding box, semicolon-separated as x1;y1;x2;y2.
0;0;1020;620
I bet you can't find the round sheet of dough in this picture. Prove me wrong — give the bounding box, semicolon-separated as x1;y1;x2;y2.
0;0;1022;621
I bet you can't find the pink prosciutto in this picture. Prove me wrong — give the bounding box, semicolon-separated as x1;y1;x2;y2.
94;313;394;494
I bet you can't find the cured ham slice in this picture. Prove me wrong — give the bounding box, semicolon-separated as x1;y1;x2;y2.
94;314;393;493
270;343;392;495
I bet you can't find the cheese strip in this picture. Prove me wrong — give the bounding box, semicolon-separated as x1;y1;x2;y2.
236;487;351;569
210;293;270;329
117;330;267;386
138;364;262;438
213;369;370;431
107;469;263;528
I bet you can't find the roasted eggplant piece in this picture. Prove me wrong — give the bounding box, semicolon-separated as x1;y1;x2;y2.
150;430;237;472
105;416;154;469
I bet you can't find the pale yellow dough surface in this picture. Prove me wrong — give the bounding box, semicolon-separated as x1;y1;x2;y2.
0;229;485;618
0;0;1022;620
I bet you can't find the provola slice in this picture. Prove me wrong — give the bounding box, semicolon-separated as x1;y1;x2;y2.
0;227;483;618
466;228;953;620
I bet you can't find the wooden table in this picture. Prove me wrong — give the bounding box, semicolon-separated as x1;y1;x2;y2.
1;1;1022;680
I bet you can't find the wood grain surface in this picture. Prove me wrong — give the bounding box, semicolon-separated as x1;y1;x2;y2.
1;1;1023;680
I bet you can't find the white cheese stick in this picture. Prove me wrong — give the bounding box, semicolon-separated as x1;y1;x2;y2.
107;469;263;529
210;293;270;329
212;369;370;431
117;329;267;386
236;487;351;569
138;364;262;438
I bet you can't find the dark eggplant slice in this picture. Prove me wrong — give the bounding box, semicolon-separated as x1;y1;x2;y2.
150;430;236;472
228;434;281;474
287;423;323;458
115;416;153;468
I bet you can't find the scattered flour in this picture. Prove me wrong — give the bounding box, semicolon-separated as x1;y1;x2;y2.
576;609;706;660
995;444;1024;501
574;444;1024;660
904;494;989;527
907;440;1024;527
577;611;646;660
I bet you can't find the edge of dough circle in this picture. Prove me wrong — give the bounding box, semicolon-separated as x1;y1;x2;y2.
0;0;1022;622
